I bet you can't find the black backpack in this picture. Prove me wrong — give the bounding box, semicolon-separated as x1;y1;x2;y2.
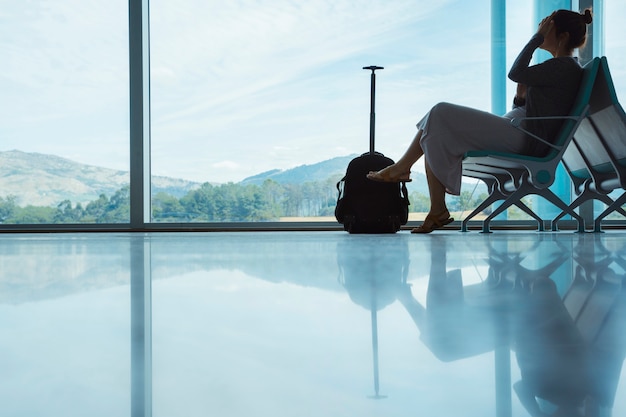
335;152;410;233
335;66;410;233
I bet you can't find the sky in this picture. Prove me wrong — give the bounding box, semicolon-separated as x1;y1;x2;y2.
1;0;625;184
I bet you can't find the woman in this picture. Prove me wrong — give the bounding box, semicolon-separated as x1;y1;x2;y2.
367;9;593;233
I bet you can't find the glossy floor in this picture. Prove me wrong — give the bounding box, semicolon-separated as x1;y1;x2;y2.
1;231;625;417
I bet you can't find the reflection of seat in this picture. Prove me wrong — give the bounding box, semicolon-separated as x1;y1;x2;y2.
561;253;626;411
482;238;567;293
462;58;601;233
398;238;568;362
403;239;570;417
544;235;626;416
572;269;621;344
562;266;595;322
553;57;626;232
588;275;626;410
514;276;591;415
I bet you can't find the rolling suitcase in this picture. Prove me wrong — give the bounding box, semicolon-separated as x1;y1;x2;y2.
335;66;410;233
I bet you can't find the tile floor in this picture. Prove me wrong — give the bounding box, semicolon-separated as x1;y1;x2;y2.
1;231;625;417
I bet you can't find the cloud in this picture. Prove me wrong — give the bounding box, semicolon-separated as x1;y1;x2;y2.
212;160;240;171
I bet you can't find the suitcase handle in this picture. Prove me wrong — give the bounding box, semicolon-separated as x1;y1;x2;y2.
363;66;384;154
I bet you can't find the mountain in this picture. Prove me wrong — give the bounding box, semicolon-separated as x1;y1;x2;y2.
239;155;484;197
1;150;363;207
240;155;356;185
0;150;202;206
0;150;486;207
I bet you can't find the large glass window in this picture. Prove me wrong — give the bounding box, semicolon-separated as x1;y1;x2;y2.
1;1;624;228
149;0;502;223
0;1;129;224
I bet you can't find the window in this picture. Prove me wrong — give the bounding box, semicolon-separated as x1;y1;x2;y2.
0;1;129;224
2;1;625;228
149;1;498;223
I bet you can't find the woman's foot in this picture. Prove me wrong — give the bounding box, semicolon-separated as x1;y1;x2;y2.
366;166;412;183
411;212;454;234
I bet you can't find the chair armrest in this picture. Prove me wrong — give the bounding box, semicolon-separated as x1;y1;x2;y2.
510;115;582;150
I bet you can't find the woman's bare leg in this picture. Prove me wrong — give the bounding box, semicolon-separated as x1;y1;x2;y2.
366;130;424;182
411;162;452;234
425;161;449;218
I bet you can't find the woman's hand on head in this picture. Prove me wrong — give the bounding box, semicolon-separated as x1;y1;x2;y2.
537;12;555;37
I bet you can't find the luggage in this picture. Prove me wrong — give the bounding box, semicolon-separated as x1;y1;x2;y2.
335;66;410;233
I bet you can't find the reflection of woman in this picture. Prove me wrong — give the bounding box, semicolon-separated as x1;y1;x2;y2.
396;236;502;361
367;9;593;234
514;277;591;417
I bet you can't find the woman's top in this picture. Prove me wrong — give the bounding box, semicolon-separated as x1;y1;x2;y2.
508;34;583;156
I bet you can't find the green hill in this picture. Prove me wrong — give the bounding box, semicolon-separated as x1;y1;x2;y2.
0;150;486;208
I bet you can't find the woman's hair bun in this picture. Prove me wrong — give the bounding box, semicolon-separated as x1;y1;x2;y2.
582;8;593;24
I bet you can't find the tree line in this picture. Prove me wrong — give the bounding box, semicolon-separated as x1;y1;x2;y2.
0;177;491;224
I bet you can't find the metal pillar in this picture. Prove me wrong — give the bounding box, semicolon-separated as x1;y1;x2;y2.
491;0;507;117
578;0;605;227
129;0;152;228
490;0;508;221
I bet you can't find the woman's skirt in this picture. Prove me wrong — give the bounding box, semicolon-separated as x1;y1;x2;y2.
417;102;530;195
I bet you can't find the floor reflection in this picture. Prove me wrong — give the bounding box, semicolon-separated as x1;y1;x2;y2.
131;235;152;417
1;232;625;417
335;233;626;417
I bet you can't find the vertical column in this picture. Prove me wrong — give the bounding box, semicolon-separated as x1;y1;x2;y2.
578;0;604;226
129;0;151;229
491;0;506;116
131;235;152;417
491;0;508;221
578;0;604;65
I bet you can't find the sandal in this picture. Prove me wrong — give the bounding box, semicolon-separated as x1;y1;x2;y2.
366;169;412;183
411;215;454;234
